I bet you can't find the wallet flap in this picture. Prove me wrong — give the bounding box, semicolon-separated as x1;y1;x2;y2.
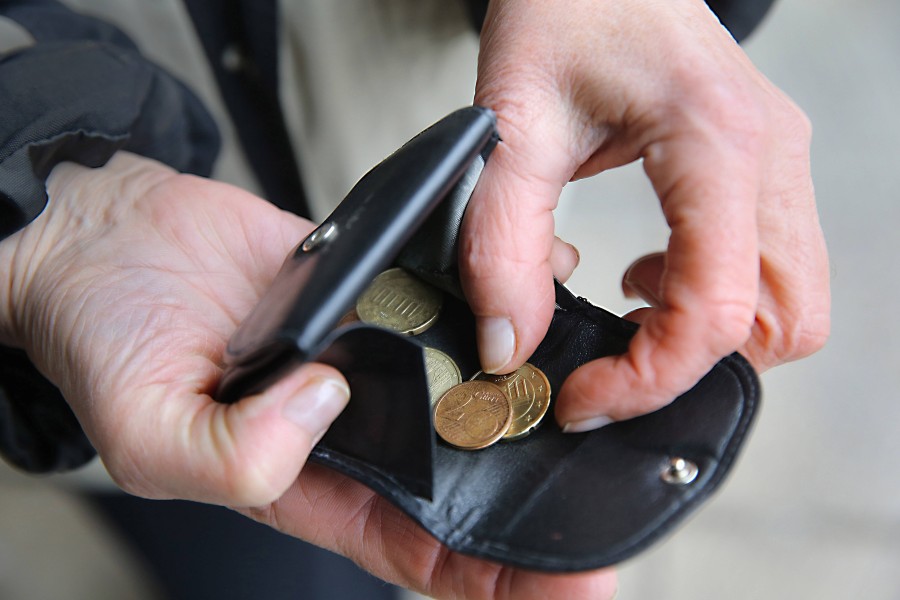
219;106;498;404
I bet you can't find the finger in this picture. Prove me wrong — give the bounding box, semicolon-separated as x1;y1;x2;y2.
747;100;830;371
556;129;762;431
550;236;580;284
241;465;619;600
101;362;350;507
460;115;573;375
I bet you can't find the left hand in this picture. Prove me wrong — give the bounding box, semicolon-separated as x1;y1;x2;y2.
460;0;831;431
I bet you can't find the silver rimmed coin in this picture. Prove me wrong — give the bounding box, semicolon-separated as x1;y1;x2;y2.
356;268;442;335
424;347;462;406
433;381;512;450
472;363;551;440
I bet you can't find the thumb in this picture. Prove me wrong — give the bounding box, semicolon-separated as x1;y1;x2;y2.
105;363;350;508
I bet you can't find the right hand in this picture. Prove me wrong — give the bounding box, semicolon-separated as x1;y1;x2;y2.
0;152;617;599
462;0;830;433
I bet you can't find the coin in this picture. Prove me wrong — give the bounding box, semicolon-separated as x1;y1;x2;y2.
424;347;462;406
473;363;552;440
433;381;512;450
356;268;442;335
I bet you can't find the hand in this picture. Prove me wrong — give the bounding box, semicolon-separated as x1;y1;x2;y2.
0;152;617;599
0;151;350;504
239;464;617;599
462;0;830;431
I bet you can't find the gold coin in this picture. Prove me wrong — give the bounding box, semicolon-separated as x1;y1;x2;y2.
433;381;512;450
473;363;552;440
356;268;442;335
424;347;462;406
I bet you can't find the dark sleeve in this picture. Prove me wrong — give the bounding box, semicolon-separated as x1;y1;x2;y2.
0;1;220;238
461;0;777;42
0;0;221;473
705;0;777;41
0;347;96;472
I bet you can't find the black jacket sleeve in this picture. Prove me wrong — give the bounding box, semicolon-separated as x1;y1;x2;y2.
705;0;778;42
461;0;777;42
0;0;220;238
0;0;220;473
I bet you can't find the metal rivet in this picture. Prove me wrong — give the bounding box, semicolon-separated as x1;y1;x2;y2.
221;44;245;72
661;457;699;485
300;222;337;252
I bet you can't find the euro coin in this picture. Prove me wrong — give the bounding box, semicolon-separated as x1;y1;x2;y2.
473;363;551;440
424;347;462;406
356;268;442;335
433;381;512;450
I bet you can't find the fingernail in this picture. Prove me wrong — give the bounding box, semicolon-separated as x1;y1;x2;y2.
569;242;581;267
281;377;350;440
562;415;615;433
478;316;516;374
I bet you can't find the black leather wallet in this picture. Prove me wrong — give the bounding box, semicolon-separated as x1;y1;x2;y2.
218;106;760;572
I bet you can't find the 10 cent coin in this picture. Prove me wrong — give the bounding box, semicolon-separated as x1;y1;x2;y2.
357;268;442;335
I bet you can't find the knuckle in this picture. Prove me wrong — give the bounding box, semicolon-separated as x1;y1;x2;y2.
793;324;830;359
754;90;813;168
717;97;769;155
624;358;674;414
775;98;814;156
460;231;507;274
752;293;830;370
705;299;757;352
790;105;813;143
665;72;772;158
775;93;813;137
626;337;706;413
782;309;831;362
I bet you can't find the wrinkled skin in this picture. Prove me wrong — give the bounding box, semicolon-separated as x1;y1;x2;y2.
461;0;830;433
0;0;829;597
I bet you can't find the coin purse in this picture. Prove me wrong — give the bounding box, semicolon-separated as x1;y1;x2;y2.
218;107;761;572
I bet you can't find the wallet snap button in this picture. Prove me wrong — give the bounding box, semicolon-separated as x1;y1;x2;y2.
301;222;338;252
661;457;699;485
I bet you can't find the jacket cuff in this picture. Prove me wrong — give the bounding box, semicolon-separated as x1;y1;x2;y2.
0;40;220;238
0;345;95;473
705;0;777;42
461;0;776;42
